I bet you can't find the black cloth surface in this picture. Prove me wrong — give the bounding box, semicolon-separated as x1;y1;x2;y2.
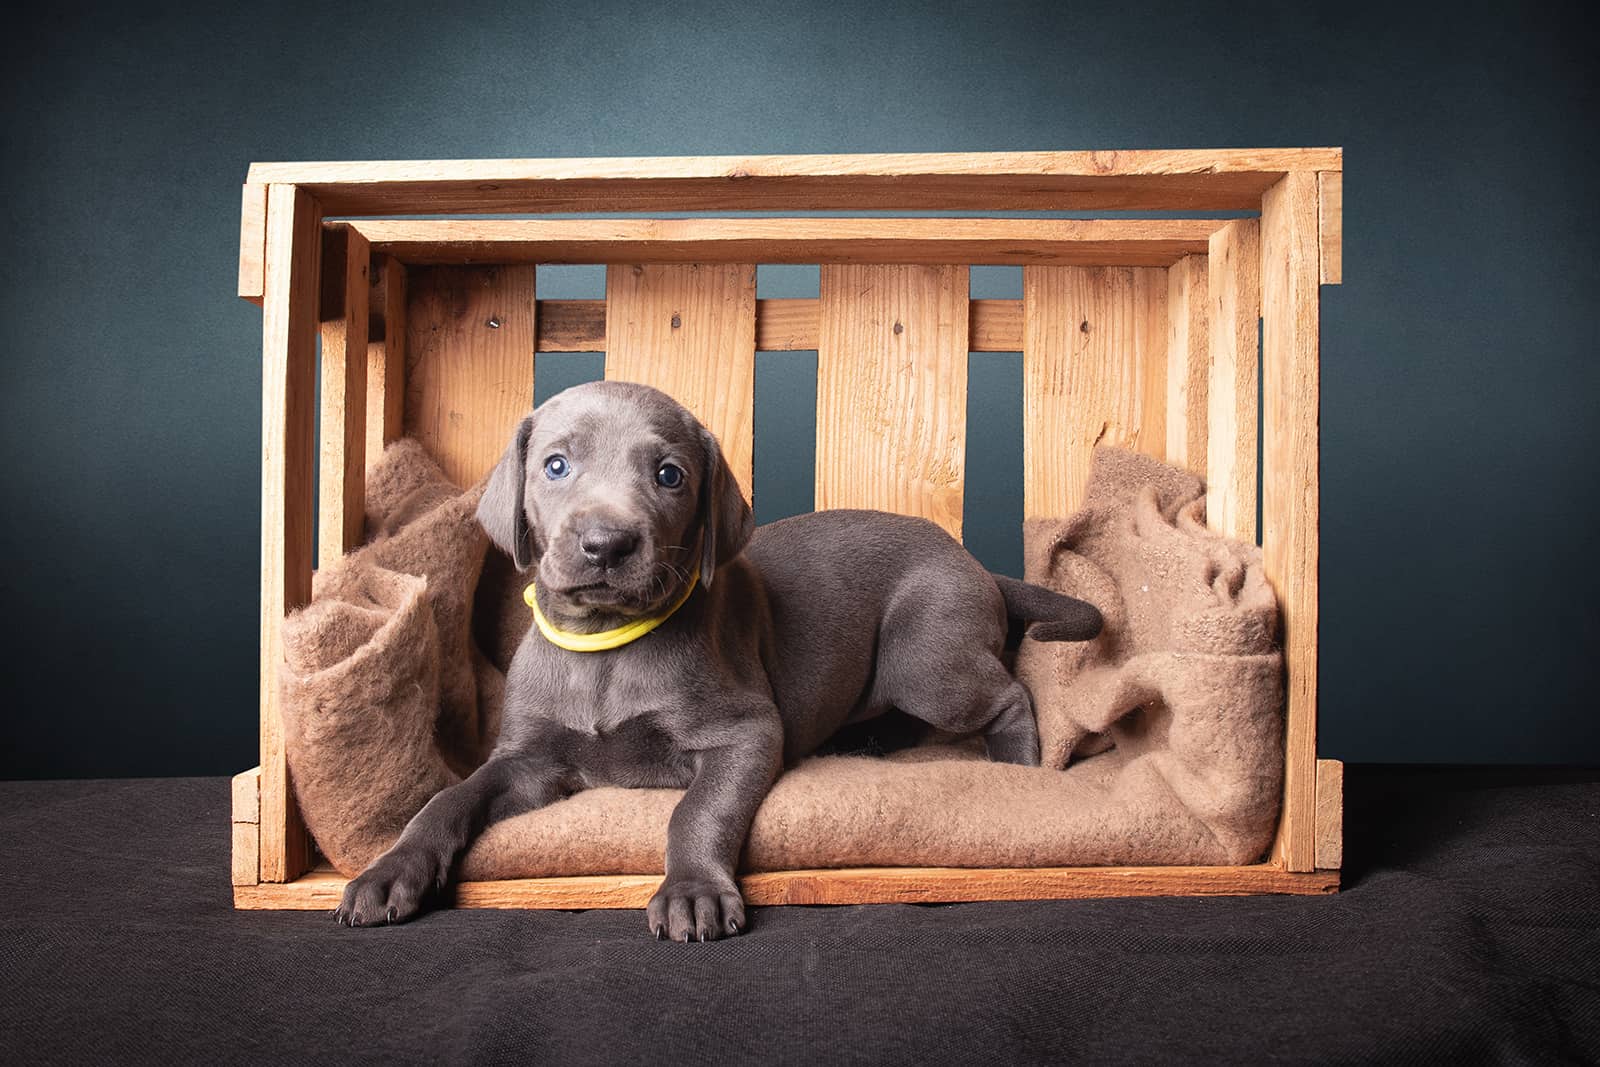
3;767;1598;1064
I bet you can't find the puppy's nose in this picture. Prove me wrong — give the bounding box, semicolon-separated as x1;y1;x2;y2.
578;526;639;569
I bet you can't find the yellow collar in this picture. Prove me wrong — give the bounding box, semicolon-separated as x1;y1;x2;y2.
523;568;700;653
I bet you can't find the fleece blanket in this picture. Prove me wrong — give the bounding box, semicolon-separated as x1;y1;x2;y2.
279;440;1283;879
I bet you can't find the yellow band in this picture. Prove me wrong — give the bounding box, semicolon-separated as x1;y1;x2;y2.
523;567;700;653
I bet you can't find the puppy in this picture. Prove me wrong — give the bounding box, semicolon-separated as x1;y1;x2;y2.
335;381;1101;940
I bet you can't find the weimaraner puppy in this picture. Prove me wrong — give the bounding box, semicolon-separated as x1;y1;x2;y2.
335;381;1102;940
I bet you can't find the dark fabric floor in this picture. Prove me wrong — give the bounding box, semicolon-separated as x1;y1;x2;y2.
2;767;1598;1064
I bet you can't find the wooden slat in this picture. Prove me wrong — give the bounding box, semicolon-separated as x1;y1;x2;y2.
365;256;407;468
1316;758;1344;870
352;217;1221;266
317;224;370;566
237;182;267;304
1319;171;1343;285
603;264;758;491
404;266;537;488
756;298;817;351
814;265;969;537
231;767;261;825
1261;172;1322;873
1165;254;1209;474
536;298;1028;353
232;823;261;887
536;298;606;352
1022;266;1169;519
970;300;1024;352
259;184;320;882
235;862;1339;910
231;768;260;888
249;149;1343;214
1205;219;1262;540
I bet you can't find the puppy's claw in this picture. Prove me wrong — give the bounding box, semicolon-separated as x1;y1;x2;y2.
655;925;665;940
386;906;397;924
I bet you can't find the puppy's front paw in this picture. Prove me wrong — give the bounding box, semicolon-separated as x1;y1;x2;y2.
646;875;746;942
333;848;443;928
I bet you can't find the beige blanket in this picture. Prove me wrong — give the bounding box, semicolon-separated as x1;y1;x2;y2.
280;440;1283;879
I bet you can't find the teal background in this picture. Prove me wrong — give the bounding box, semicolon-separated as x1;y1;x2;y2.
1;0;1594;777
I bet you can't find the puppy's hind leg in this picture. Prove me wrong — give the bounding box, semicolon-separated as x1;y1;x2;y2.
979;678;1041;767
880;646;1041;767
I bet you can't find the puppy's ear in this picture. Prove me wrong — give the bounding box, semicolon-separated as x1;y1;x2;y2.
477;414;538;571
697;427;753;589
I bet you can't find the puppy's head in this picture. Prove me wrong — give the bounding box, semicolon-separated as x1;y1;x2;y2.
478;381;753;622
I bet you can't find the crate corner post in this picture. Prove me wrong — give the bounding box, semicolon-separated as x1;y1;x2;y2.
257;182;323;887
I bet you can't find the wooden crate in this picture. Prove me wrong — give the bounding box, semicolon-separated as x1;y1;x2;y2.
232;150;1345;909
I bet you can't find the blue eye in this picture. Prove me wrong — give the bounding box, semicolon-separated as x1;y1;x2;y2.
656;463;684;489
544;455;570;480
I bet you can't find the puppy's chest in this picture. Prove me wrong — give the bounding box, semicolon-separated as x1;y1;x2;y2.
529;652;698;787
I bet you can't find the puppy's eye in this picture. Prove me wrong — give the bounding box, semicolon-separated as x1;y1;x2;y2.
543;455;570;480
655;463;685;489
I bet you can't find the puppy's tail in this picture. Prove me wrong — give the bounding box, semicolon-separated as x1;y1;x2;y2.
992;574;1103;642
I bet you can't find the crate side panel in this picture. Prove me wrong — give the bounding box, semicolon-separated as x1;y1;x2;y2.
248;148;1343;214
1319;171;1343;286
318;225;370;566
1165;254;1209;475
259;184;320;882
1261;173;1322;872
365;256;408;470
238;182;267;304
235;863;1339;910
351;217;1215;266
1316;758;1344;870
814;264;970;538
535;298;1025;356
1205;220;1262;541
404;266;537;488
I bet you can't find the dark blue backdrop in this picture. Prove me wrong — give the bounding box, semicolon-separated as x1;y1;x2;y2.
2;0;1594;778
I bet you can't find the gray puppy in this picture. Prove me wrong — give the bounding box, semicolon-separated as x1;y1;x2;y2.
334;381;1101;941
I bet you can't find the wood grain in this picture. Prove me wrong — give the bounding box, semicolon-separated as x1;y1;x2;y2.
231;767;260;825
365;256;407;469
237;182;267;305
231;768;260;887
970;299;1024;352
317;224;370;567
404;266;537;488
603;263;759;493
1316;758;1344;870
232;823;261;888
235;862;1339;910
351;217;1221;266
249;149;1343;214
814;264;969;537
756;298;818;351
1165;254;1209;474
1319;170;1343;285
1205;219;1262;541
535;298;1028;353
1261;173;1322;873
536;298;606;352
1022;266;1169;519
259;184;319;882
